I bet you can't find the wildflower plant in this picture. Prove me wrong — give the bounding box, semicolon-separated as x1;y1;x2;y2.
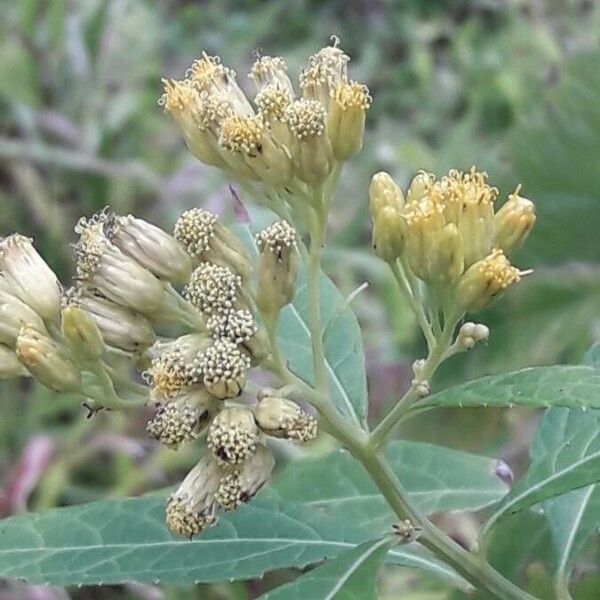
0;39;599;600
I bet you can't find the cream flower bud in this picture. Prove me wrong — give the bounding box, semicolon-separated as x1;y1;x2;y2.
207;407;259;464
0;288;48;348
189;52;254;117
255;396;318;444
199;339;251;399
159;79;228;168
284;99;333;185
402;197;465;284
60;305;105;364
174;208;252;279
0;344;29;379
0;234;62;322
327;81;372;160
371;206;405;263
64;288;155;352
494;187;536;255
16;325;81;392
147;386;217;448
405;171;433;205
104;212;192;283
184;262;246;316
369;172;405;216
456;322;490;350
219;114;293;187
144;333;211;399
74;217;166;316
255;220;299;320
206;309;268;365
249;56;295;99
165;454;221;538
215;445;275;510
300;41;350;108
457;249;524;312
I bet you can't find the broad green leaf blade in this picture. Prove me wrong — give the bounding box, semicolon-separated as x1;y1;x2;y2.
535;409;600;582
235;225;368;427
418;366;600;413
533;347;600;582
0;493;466;589
273;441;508;519
482;417;600;535
259;538;391;600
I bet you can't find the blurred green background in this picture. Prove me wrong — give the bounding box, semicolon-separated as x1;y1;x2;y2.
1;0;599;598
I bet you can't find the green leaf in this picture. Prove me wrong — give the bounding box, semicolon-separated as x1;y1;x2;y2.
235;225;368;427
273;441;509;518
534;408;600;583
482;412;600;536
0;493;466;589
418;366;600;413
258;537;391;600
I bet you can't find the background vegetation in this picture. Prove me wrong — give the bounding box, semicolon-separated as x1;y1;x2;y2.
0;0;599;598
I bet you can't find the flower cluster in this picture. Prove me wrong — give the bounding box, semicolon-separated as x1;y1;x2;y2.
1;204;317;539
160;39;371;198
369;168;536;313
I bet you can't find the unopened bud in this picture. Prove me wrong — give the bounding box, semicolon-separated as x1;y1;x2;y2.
207;407;259;464
64;288;155;352
174;208;252;279
0;234;62;322
494;188;536;255
0;288;48;348
199;339;251;399
457;249;524;312
166;454;221;537
327;81;372;160
371;206;405;263
284;99;333;185
104;212;192;283
369;172;405;216
61;306;105;364
406;171;433;205
16;325;81;392
147;386;217;448
255;396;318;443
0;344;29;379
215;445;275;510
413;380;431;398
255;221;299;320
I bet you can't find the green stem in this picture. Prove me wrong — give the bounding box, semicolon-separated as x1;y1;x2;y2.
390;261;435;351
307;195;328;394
369;310;461;448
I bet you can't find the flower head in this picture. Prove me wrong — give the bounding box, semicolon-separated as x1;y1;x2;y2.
165;455;222;537
74;215;166;316
0;234;62;322
184;263;243;316
255;396;318;444
63;287;155;352
214;445;275;510
199;338;251;399
103;211;192;283
147;387;216;448
207;407;259;464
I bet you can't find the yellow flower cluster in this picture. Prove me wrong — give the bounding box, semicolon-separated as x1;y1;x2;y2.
160;40;371;191
369;168;535;312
